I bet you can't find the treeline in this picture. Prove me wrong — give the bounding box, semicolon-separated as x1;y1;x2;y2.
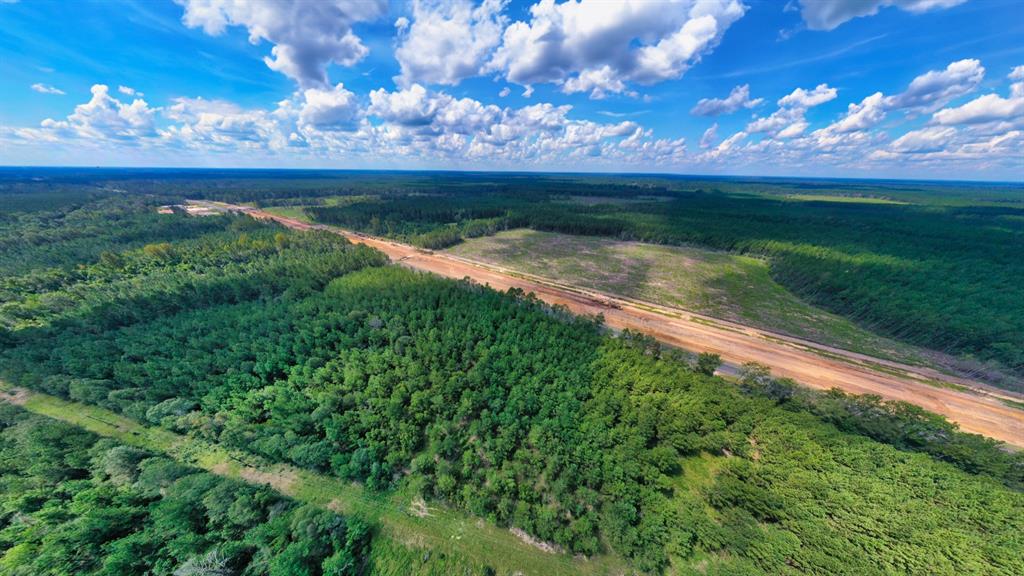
0;405;371;576
307;195;523;249
0;193;229;277
736;363;1023;487
0;182;112;213
2;228;384;334
2;194;1022;573
300;189;1024;384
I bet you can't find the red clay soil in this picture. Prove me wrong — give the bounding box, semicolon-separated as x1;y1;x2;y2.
198;201;1024;446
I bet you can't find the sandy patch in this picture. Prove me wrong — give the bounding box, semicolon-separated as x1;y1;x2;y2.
408;496;433;518
239;466;298;492
0;387;29;406
211;461;297;492
510;527;565;554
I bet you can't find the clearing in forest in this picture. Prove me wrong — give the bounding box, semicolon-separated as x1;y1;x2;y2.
447;229;929;367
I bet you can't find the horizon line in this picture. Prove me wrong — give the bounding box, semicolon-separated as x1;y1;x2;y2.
2;165;1022;187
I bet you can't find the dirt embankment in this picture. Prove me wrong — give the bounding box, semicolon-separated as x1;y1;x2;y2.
196;201;1024;447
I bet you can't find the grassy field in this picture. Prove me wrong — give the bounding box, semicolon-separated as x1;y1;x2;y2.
554;194;674;205
447;229;932;366
782;194;909;205
258;195;376;222
2;383;631;576
259;205;314;221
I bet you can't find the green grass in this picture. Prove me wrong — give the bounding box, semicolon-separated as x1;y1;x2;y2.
554;194;674;206
321;194;377;207
783;194;909;205
368;538;483;575
261;205;314;222
259;195;377;223
1000;397;1024;411
2;384;631;576
673;453;727;495
447;229;931;367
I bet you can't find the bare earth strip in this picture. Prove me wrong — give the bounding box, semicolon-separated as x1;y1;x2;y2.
195;201;1024;446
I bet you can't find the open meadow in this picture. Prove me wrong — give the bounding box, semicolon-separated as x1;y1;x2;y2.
447;229;933;368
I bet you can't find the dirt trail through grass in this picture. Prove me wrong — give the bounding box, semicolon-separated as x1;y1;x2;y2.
0;384;629;576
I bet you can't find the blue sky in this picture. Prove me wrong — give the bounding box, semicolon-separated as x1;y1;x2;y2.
1;0;1021;180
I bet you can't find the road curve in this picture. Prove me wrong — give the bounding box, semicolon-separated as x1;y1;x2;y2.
195;201;1024;446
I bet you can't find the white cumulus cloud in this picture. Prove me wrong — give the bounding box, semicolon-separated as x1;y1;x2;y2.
31;83;65;95
829;92;888;133
162;96;289;150
6;54;1020;177
176;0;386;88
369;84;454;127
691;84;762;116
562;65;632;99
487;0;746;99
699;122;719;148
37;84;156;141
296;83;360;131
1009;65;1024;97
797;0;968;31
394;0;508;87
811;59;983;146
931;69;1024;127
886;58;983;112
746;83;836;137
932;93;1024;126
362;83;683;166
777;83;838;108
889;125;957;152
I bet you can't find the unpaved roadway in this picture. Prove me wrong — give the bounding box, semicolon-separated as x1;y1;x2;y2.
195;201;1024;446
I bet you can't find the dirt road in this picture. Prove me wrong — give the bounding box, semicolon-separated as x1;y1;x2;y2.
197;201;1024;446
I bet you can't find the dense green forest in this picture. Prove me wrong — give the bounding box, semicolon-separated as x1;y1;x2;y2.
93;167;1013;381
299;183;1024;384
1;184;1021;574
73;168;1017;382
0;191;230;277
0;404;371;576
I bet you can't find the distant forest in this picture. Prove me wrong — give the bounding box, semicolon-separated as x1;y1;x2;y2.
1;179;1021;574
299;178;1023;385
56;168;1015;383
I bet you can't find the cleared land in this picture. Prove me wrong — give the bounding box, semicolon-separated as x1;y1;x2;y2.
259;205;310;221
0;384;630;576
783;194;909;205
447;229;930;366
197;201;1024;446
258;195;376;221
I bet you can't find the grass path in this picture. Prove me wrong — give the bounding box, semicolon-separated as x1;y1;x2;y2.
0;384;630;576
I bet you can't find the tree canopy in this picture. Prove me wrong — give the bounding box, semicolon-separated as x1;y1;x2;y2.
1;185;1021;574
